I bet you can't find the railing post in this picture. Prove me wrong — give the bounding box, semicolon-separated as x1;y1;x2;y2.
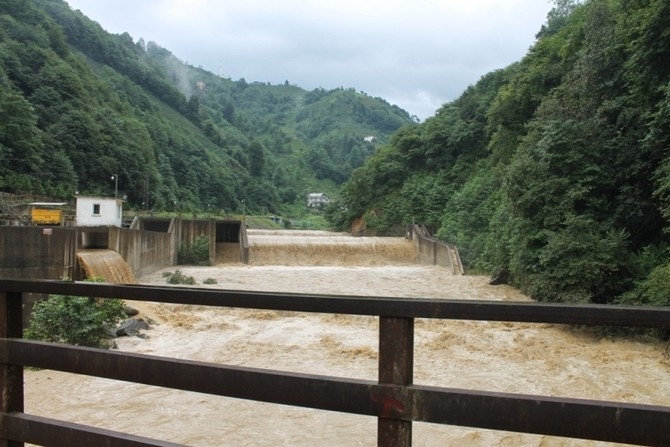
0;291;24;447
378;316;413;447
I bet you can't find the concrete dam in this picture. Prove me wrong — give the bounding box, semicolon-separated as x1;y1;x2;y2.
1;218;460;287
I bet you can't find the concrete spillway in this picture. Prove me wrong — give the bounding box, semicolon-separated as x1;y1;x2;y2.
246;230;418;266
77;249;137;284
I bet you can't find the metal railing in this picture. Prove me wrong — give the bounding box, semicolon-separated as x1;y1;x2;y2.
0;201;23;223
1;279;669;446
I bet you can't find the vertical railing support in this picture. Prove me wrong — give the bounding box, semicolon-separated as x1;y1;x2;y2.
378;316;414;447
0;291;24;447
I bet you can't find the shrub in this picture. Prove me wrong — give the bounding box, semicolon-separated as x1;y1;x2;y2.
26;278;126;348
203;277;218;285
178;234;211;265
162;269;197;285
618;262;670;307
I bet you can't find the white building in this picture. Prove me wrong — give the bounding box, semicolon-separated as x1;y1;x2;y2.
307;193;330;208
76;196;123;227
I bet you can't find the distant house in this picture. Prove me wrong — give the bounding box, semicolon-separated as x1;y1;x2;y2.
307;193;330;208
76;196;123;227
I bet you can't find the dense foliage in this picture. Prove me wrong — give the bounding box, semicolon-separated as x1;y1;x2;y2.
177;234;211;265
26;278;126;348
6;0;670;308
0;0;412;215
329;0;670;306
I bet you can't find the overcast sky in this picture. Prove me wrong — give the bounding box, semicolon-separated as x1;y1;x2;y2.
64;1;553;120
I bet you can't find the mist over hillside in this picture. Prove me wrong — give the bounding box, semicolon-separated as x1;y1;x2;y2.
0;0;413;215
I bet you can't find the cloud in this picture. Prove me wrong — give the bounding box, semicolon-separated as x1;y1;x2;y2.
66;0;551;120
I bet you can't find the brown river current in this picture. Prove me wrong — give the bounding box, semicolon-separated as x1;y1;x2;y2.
26;230;670;446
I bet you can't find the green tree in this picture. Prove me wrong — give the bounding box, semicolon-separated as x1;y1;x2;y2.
248;139;266;177
618;261;670;307
0;87;44;176
26;280;126;348
178;234;211;265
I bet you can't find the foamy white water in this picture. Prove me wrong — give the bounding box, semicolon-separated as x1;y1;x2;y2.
247;229;418;266
24;231;670;446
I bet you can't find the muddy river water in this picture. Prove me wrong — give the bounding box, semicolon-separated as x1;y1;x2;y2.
25;230;670;446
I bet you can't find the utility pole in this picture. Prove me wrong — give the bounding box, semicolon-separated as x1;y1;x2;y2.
111;174;118;199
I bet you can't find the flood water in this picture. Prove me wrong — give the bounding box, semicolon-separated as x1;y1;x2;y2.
26;230;670;446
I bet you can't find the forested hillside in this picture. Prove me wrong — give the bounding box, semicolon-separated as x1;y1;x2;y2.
328;0;670;307
0;0;412;214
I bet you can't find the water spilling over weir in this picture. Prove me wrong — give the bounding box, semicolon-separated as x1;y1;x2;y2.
246;229;418;266
76;249;137;284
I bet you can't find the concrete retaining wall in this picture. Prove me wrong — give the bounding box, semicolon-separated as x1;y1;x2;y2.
0;227;77;280
1;225;175;281
0;219;243;326
408;224;463;274
0;226;78;328
108;227;175;278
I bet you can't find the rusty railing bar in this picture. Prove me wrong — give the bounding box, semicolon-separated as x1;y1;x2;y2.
0;339;381;417
0;291;23;447
2;339;669;446
0;279;669;327
378;317;413;446
0;412;186;447
407;385;670;446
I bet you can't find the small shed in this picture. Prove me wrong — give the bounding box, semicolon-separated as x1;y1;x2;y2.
76;196;123;227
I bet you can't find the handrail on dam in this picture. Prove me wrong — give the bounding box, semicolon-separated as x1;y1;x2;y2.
1;279;669;447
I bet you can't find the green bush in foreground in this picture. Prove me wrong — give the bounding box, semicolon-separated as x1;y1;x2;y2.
26;278;126;348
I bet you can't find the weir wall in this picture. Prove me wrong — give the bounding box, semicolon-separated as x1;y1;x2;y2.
1;218;245;282
108;227;175;278
0;219;239;325
408;224;463;275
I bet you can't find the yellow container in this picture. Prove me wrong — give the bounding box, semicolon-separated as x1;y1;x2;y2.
31;208;62;225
